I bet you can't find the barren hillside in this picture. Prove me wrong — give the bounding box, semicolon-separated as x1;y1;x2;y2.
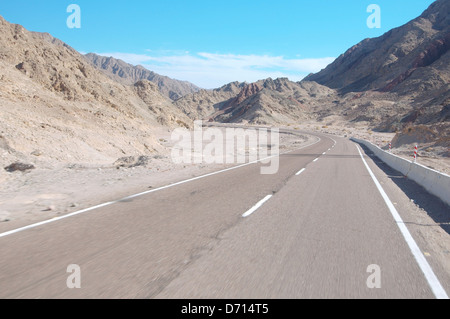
212;78;338;125
0;15;191;174
303;0;449;149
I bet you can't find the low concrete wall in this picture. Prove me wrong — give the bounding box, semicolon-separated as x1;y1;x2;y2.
351;138;450;207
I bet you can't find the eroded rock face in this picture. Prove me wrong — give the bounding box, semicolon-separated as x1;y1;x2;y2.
381;33;450;92
413;33;450;69
234;83;263;105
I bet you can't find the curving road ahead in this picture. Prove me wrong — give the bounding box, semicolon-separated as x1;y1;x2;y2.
0;131;448;299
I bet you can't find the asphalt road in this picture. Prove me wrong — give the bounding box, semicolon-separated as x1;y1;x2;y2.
0;131;448;299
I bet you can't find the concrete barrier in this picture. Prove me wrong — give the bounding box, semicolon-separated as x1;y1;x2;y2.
351;137;450;207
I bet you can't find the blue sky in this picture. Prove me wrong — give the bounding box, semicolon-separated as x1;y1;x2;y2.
0;0;436;88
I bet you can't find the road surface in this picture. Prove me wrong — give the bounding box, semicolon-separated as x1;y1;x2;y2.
0;131;448;299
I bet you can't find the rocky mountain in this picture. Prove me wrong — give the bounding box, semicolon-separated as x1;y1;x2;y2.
85;53;200;100
304;0;449;95
173;76;338;125
304;0;449;147
170;0;448;134
172;81;246;120
1;0;448;170
0;15;191;167
170;0;448;149
212;78;338;124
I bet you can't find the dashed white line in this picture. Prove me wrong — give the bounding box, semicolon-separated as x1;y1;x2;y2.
296;168;306;176
313;158;319;162
242;195;273;218
0;135;323;239
355;144;448;300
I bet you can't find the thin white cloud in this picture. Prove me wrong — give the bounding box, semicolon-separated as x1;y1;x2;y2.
95;51;335;88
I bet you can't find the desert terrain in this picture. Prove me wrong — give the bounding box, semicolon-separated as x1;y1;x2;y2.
1;0;449;225
0;127;314;229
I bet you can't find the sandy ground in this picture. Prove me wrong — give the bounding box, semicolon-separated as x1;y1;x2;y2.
0;127;313;230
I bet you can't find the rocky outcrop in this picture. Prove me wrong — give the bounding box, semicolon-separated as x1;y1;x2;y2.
381;32;450;92
234;82;262;104
212;82;263;120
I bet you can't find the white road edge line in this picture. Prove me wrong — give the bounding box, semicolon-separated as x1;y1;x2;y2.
355;144;448;300
329;137;337;146
296;168;306;176
0;135;323;239
242;195;273;218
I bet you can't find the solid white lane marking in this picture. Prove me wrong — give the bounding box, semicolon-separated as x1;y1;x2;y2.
355;145;448;300
296;168;306;176
0;202;115;239
242;195;273;218
0;135;323;239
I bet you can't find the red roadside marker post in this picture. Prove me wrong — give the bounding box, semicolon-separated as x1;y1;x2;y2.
413;145;418;163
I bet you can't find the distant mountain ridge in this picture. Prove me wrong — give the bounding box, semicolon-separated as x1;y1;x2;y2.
85;53;200;101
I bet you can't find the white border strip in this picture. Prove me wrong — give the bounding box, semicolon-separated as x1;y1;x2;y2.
0;136;322;239
356;145;448;299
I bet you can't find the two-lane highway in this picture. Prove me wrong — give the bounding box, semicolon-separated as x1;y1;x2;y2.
0;131;447;298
